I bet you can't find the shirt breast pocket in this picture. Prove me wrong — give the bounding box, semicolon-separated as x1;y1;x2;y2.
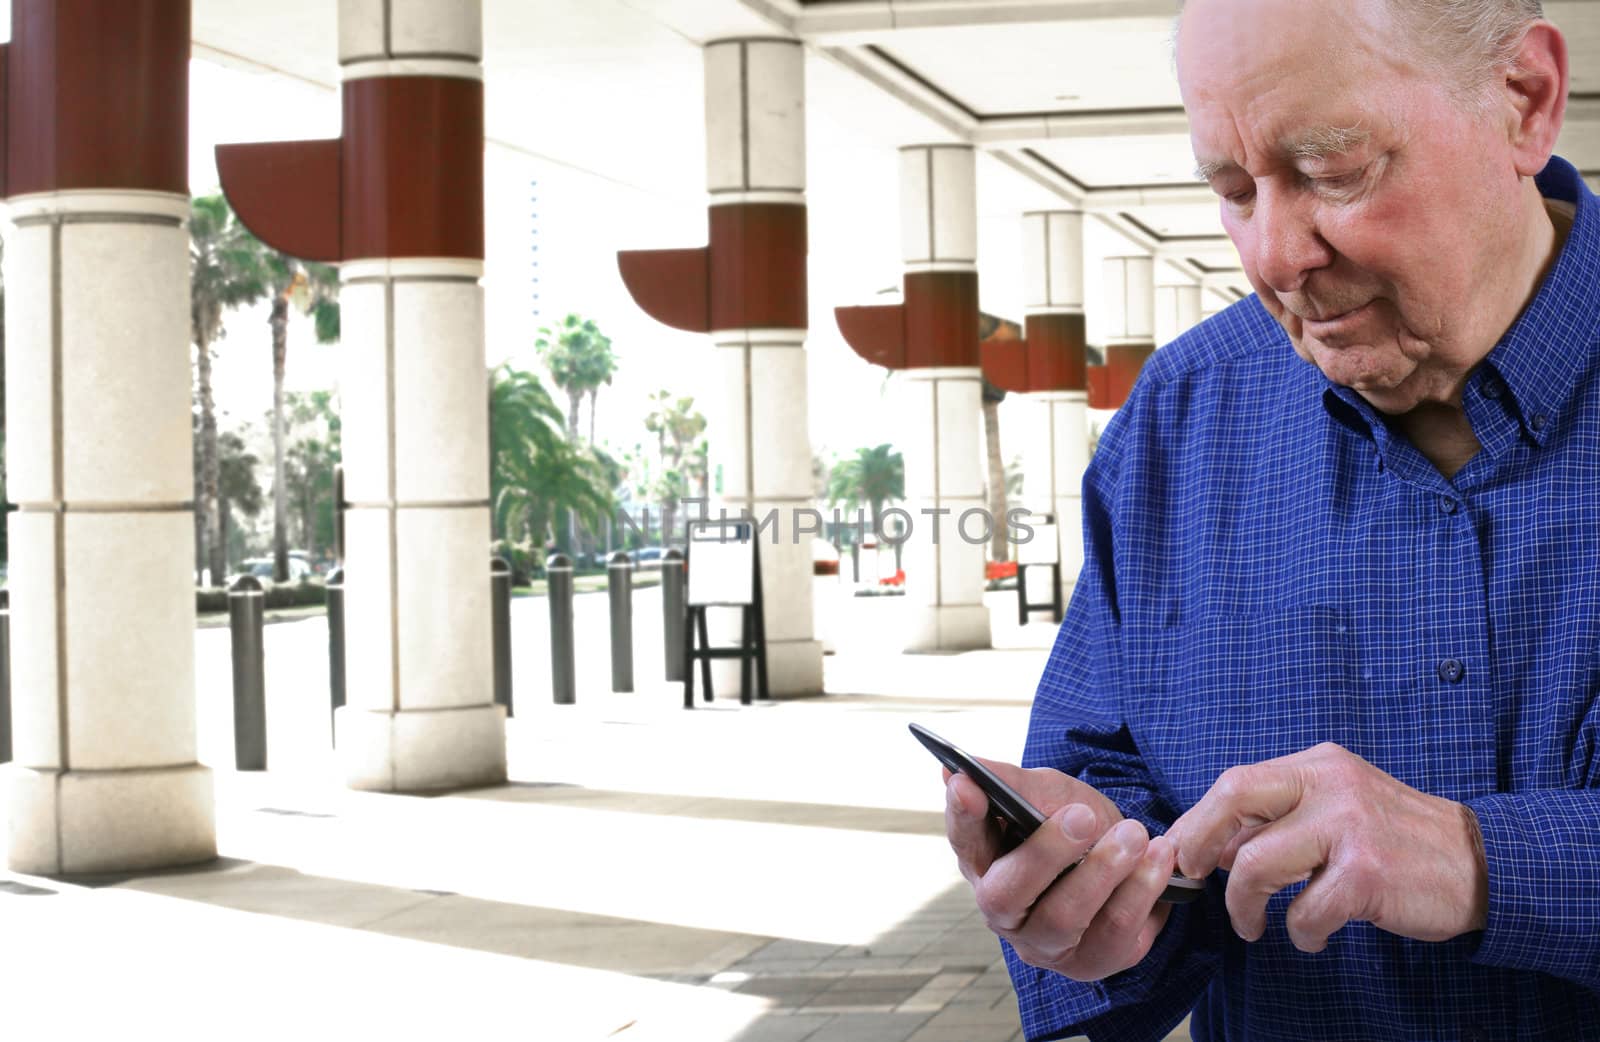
1121;605;1360;810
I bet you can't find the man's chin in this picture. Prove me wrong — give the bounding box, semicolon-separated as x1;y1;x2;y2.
1302;345;1420;409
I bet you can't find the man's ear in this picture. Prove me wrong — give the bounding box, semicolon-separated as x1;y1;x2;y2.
1504;22;1568;177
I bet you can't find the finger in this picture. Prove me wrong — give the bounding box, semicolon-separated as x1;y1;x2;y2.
1078;834;1180;959
1284;864;1360;953
973;802;1107;932
1218;822;1267;872
1171;759;1310;879
971;757;1120;830
1012;818;1150;958
1223;818;1330;942
946;772;1003;880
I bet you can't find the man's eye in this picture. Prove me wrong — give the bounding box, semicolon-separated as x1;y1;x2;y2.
1312;170;1366;195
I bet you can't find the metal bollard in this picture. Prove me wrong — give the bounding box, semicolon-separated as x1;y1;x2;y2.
491;556;514;717
851;541;860;584
333;464;346;563
548;553;576;704
661;548;686;682
608;551;634;693
0;589;11;764
229;574;268;771
326;566;346;737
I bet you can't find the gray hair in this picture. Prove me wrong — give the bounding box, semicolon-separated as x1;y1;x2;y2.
1400;0;1546;102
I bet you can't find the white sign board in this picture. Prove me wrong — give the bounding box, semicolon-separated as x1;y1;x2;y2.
1024;561;1057;605
688;520;756;606
1015;513;1060;566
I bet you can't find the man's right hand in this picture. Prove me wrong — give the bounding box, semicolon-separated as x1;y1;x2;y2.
944;760;1179;982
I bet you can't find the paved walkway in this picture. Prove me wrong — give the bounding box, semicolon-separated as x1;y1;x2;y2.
1;592;1190;1041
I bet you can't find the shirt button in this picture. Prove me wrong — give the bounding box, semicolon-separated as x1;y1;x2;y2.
1481;376;1504;400
1532;414;1548;432
1438;658;1466;684
1438;496;1459;515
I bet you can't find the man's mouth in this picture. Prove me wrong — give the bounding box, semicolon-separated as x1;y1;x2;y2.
1300;300;1376;335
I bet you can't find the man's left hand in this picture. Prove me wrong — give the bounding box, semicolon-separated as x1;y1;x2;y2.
1167;742;1489;952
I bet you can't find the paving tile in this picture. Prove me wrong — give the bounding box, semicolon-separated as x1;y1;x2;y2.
801;1011;934;1042
734;975;836;1005
907;1025;1019;1042
746;939;846;961
920;1004;1024;1030
730;957;833;975
815;954;911;973
727;1012;838;1042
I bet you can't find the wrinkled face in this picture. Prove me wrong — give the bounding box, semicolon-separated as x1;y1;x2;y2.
1177;0;1527;413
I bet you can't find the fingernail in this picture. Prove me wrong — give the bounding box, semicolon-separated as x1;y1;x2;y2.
1060;803;1097;842
1116;819;1147;852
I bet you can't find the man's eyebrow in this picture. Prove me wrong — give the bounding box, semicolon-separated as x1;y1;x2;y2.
1282;123;1371;161
1194;158;1237;182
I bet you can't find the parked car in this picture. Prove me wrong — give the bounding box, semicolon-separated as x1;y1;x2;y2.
237;555;314;586
630;545;684;570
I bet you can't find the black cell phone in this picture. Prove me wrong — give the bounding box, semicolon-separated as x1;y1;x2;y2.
911;722;1204;904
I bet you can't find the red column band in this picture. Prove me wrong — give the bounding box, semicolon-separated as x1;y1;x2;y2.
1087;343;1155;408
342;76;484;261
903;271;978;369
1024;313;1088;392
620;202;809;335
6;0;189;197
707;203;807;332
217;74;484;263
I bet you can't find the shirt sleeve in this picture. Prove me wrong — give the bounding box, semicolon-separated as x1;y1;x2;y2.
1002;426;1223;1042
1466;791;1600;989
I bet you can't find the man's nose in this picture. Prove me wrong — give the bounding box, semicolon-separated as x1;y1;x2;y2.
1253;185;1333;294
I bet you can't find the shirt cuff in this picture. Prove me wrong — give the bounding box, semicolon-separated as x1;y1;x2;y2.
1466;791;1600;986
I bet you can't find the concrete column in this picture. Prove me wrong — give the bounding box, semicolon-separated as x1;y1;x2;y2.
1088;254;1157;411
4;1;216;874
618;38;822;695
706;39;822;696
897;146;990;652
1019;211;1089;593
216;1;502;789
333;0;504;791
1155;283;1203;346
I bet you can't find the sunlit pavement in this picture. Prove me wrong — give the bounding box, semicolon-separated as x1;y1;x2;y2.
2;588;1190;1042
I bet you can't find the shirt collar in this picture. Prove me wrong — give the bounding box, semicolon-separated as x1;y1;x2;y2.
1320;155;1600;448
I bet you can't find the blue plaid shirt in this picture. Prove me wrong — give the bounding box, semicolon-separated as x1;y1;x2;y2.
1008;156;1600;1042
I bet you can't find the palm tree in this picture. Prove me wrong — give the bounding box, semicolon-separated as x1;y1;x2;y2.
283;390;341;560
265;257;339;582
490;364;615;555
982;377;1010;562
978;312;1020;564
191;194;269;585
826;444;905;535
535;313;616;444
216;430;264;571
643;391;707;538
535;314;617;551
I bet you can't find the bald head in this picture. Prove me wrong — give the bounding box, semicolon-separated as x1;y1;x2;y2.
1180;0;1544;107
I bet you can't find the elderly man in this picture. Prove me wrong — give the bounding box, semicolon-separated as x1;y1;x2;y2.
943;0;1600;1038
